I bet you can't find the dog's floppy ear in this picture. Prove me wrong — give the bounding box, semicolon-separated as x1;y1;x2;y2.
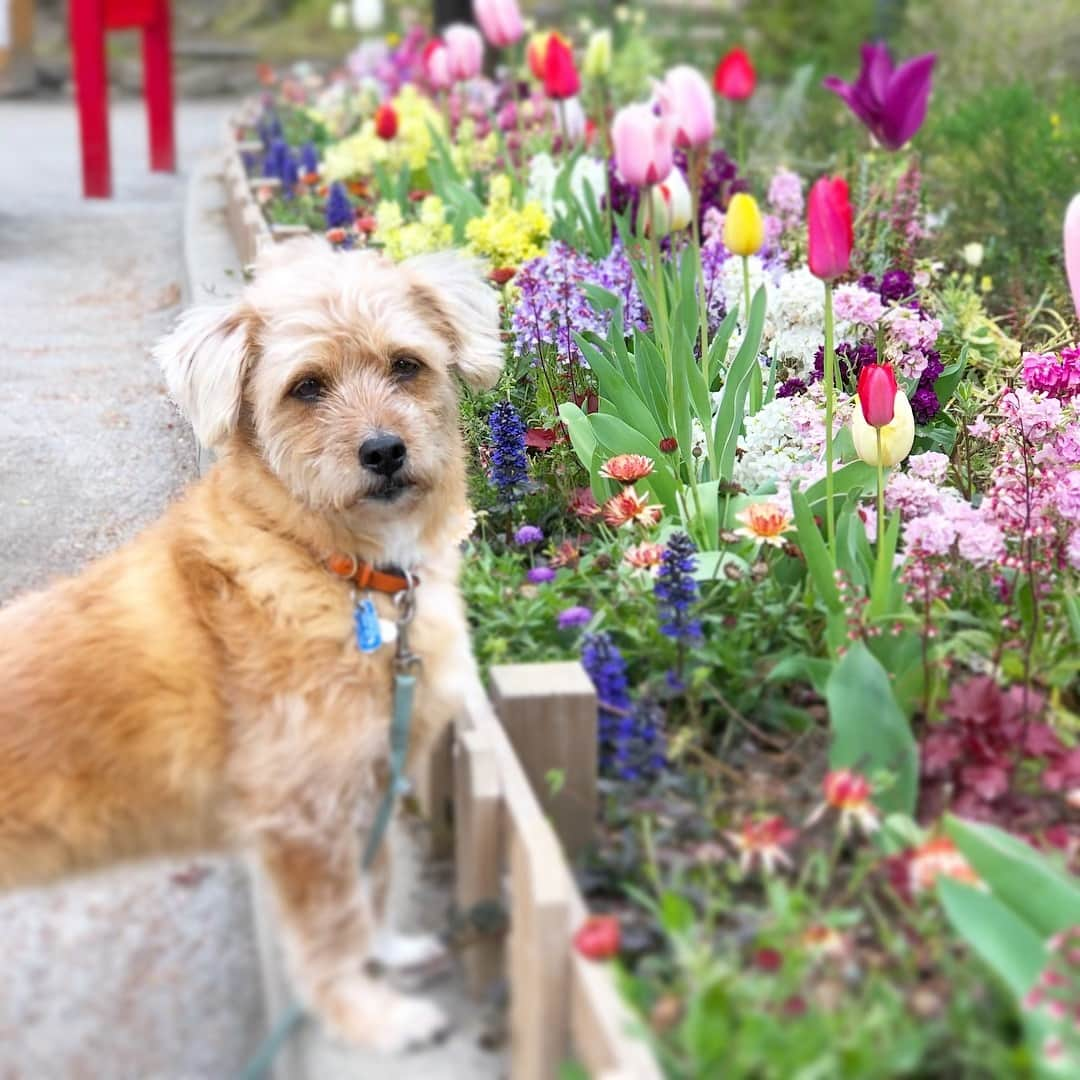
154;300;255;449
405;251;504;390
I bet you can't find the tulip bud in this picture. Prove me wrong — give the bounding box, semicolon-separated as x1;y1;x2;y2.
473;0;524;50
648;168;693;235
851;386;915;467
542;32;580;100
443;23;484;82
612;103;676;188
374;103;398;140
723;193;764;256
328;2;349;30
582;28;612;80
807;175;854;281
422;38;452;91
351;0;384;32
1065;192;1080;321
713;47;756;101
856;363;898;427
658;65;715;149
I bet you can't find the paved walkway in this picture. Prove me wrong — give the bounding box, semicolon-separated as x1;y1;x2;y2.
0;100;264;1079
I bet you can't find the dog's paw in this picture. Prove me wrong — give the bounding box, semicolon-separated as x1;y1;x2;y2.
319;978;451;1055
376;993;452;1054
370;929;447;972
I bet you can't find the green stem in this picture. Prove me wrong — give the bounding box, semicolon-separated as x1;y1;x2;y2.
744;256;762;415
647;193;675;435
823;280;836;556
876;428;886;566
690;146;709;363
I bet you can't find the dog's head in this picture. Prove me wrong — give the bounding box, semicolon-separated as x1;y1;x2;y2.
156;239;502;546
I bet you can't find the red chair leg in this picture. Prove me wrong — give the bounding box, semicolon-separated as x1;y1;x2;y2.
142;1;175;173
70;0;111;198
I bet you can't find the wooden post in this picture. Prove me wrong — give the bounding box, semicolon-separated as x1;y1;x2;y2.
453;727;502;997
0;0;34;96
508;823;571;1080
489;662;597;859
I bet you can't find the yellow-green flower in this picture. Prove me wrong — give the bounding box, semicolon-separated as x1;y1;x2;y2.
375;196;452;261
465;174;551;267
723;193;764;257
450;117;500;174
583;29;612;80
322;85;445;181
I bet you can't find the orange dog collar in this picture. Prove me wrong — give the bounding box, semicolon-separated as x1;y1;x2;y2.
326;553;415;595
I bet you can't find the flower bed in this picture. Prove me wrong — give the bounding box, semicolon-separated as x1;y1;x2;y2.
227;7;1080;1077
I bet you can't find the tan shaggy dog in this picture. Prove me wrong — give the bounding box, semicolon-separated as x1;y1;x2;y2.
0;238;504;1053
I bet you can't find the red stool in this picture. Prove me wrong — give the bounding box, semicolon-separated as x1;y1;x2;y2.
70;0;176;198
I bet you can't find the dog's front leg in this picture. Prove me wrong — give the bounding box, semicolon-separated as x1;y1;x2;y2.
257;829;449;1053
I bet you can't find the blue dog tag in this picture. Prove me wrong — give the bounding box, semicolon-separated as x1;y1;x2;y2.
354;597;383;653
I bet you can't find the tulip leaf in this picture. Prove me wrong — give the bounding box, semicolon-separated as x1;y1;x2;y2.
937;878;1047;1000
707;307;739;388
802;460;874;513
557;401;597;475
825;641;918;816
944;816;1080;938
713;285;766;479
790;487;841;613
587;413;680;512
575;333;662;444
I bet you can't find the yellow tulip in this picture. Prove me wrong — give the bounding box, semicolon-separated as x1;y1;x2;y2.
851;389;915;467
723;193;764;257
583;28;612;79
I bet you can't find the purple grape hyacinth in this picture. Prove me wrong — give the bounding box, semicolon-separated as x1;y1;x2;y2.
581;632;665;782
487;401;529;503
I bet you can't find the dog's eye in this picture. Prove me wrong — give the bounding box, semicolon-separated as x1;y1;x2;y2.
391;357;421;381
291;377;324;402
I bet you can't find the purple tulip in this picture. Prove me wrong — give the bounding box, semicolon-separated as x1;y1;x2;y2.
823;43;936;152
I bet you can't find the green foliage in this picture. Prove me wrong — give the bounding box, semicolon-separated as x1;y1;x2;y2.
825;643;919;816
922;82;1080;318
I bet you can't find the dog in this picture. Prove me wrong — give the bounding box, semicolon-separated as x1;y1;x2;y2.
0;238;504;1053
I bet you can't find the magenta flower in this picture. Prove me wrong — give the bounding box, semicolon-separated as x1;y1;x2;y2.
823;43;936;151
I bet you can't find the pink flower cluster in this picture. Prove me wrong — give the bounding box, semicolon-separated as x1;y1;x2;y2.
1023;347;1080;401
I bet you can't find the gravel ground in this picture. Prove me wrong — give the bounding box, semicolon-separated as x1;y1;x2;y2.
0;99;265;1079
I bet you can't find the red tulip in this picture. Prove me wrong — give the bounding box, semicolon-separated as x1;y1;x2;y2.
857;364;898;427
713;47;756;101
573;915;620;960
542;33;580;100
807;175;854;281
374;103;398;140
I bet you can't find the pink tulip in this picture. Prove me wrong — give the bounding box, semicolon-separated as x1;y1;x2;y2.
1065;193;1080;322
658;65;715;149
612;103;676;188
473;0;524;49
443;24;484;81
422;38;452;90
807;175;854;281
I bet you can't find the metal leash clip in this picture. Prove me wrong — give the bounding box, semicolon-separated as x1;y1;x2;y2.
392;570;421;673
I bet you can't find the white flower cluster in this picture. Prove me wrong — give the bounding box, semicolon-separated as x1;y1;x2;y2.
526;152;607;223
732;391;830;494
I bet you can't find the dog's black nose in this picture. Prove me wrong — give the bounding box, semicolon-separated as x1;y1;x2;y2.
359;434;407;477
